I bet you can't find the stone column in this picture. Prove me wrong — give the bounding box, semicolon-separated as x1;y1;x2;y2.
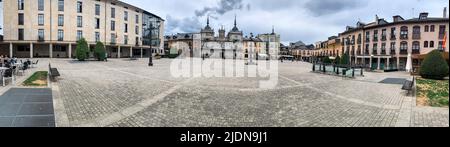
30;43;34;58
49;43;53;58
140;48;143;58
130;47;133;58
397;56;400;69
68;44;72;58
386;58;390;69
118;46;121;58
9;43;13;58
369;57;373;69
377;57;381;70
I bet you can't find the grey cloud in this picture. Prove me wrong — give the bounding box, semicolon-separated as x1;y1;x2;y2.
166;15;202;34
304;0;366;16
166;0;249;34
195;0;245;17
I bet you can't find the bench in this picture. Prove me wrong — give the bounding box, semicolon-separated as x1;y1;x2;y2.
402;77;415;95
49;64;60;81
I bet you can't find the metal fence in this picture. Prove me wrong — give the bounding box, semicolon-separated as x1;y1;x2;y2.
312;63;364;78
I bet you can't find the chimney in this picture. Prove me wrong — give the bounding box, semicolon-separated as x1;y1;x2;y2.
375;15;379;24
444;7;448;18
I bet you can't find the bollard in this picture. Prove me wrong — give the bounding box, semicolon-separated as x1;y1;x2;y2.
323;64;326;73
312;63;316;72
360;67;364;76
352;67;355;77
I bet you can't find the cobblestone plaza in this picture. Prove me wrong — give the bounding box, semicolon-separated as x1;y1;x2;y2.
29;58;447;127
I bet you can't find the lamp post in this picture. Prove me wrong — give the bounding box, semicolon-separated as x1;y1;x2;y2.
144;19;161;66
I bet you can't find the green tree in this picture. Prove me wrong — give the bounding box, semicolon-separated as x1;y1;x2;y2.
420;50;449;80
340;53;350;65
335;55;341;64
94;41;107;61
76;38;89;61
323;56;332;64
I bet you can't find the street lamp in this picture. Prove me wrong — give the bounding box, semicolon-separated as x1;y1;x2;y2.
144;19;161;66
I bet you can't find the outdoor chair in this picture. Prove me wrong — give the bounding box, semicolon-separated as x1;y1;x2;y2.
32;60;39;68
2;68;14;87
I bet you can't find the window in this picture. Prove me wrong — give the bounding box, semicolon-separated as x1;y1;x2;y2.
430;41;435;48
413;26;421;39
425;25;429;32
373;30;378;41
390;42;396;50
381;29;387;40
124;11;129;21
58;0;64;11
77;30;83;40
95;18;100;29
18;13;24;25
58;15;64;26
400;41;408;51
439;25;446;39
373;43;378;52
365;31;370;42
400;26;408;39
18;29;24;40
124;23;128;33
136;15;139;24
135;26;139;35
424;41;429;48
438;41;444;50
111;21;115;31
18;0;24;10
95;32;100;42
124;35;128;44
430;25;435;32
390;27;396;40
77;16;83;28
95;4;100;16
412;41;420;50
38;14;44;26
38;29;45;40
111;34;116;44
111;8;115;18
38;0;44;11
58;30;64;41
77;1;83;13
381;43;386;51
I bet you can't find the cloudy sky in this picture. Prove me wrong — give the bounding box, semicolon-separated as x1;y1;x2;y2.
0;0;449;44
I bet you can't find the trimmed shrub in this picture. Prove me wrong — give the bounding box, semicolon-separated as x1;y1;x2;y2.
340;53;350;65
420;50;449;80
94;41;107;61
323;56;332;64
76;38;89;61
335;55;341;64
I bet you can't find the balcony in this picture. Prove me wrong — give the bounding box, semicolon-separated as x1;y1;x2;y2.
390;35;396;40
390;49;396;55
381;36;387;41
381;50;386;55
412;34;421;40
373;38;378;42
400;35;408;40
372;50;378;55
38;36;45;42
412;49;420;54
399;49;408;55
439;33;445;39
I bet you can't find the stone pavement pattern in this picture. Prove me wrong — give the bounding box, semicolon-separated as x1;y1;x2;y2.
48;58;448;127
